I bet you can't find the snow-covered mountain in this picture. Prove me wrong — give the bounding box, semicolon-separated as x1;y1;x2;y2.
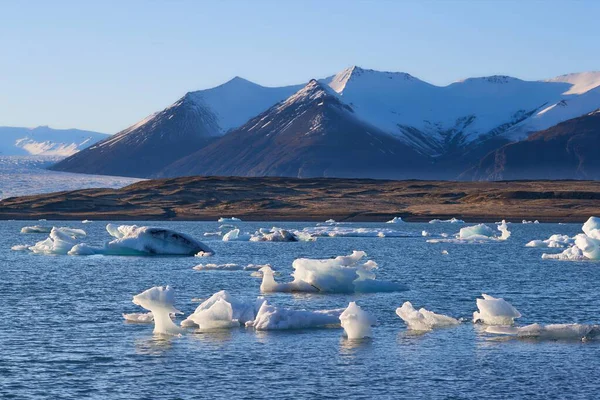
159;80;429;179
323;67;600;155
51;77;302;177
0;126;107;156
50;66;600;180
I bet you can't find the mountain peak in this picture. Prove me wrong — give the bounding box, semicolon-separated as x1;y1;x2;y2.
328;66;420;93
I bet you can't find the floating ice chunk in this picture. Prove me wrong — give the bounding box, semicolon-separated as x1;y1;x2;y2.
245;301;342;330
486;323;599;341
526;234;574;248
542;217;600;261
250;227;309;242
218;217;241;223
260;251;405;293
429;218;464;224
422;230;430;237
102;224;213;256
396;301;459;331
340;302;375;339
20;225;52;234
299;226;415;238
195;251;212;257
542;246;586;260
182;290;260;328
132;286;183;335
386;217;403;224
497;220;511;240
441;250;449;255
222;229;251;241
123;312;154;323
11;244;30;251
522;220;539;224
473;294;521;325
193;263;240;271
81;220;93;224
459;224;495;240
28;227;87;255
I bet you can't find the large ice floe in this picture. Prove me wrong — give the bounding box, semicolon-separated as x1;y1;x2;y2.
542;217;600;261
15;224;213;256
20;225;53;234
245;301;342;330
259;251;406;293
429;218;464;224
181;290;260;330
485;323;600;341
396;301;460;331
297;226;415;238
218;217;241;223
132;286;183;335
222;227;313;242
473;294;521;325
339;302;376;339
526;234;575;248
427;221;510;244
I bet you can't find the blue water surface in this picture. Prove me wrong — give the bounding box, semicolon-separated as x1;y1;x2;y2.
1;220;598;399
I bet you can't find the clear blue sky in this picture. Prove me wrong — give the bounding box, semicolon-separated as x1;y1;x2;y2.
1;0;599;133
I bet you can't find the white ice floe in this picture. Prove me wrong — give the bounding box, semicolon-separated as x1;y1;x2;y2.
222;229;252;241
11;244;30;251
20;225;52;234
245;301;342;330
251;227;312;242
182;290;261;329
395;301;460;331
522;220;540;224
76;224;213;256
473;294;521;325
82;220;93;224
421;230;430;237
340;302;376;339
324;219;336;224
526;234;574;248
26;227;87;255
204;224;237;237
194;251;213;257
429;218;464;224
486;323;599;341
427;221;510;243
193;263;240;271
123;312;154;323
132;286;183;335
542;217;600;261
259;251;405;293
386;217;403;224
299;226;415;238
441;250;449;255
218;217;241;223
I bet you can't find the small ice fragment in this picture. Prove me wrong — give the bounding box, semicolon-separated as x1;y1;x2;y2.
396;301;459;331
339;302;375;339
473;294;521;325
218;217;241;223
441;250;449;255
386;217;403;224
246;301;342;330
123;312;154;323
132;286;183;335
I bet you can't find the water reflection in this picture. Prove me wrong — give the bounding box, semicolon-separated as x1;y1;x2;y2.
134;335;178;355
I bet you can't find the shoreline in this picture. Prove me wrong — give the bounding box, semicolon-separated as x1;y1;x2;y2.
1;176;599;223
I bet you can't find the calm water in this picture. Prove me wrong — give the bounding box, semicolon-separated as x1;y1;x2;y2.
1;220;599;399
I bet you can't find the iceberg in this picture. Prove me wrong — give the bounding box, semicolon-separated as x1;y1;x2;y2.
20;225;52;234
69;224;214;256
396;301;459;331
386;217;403;224
429;218;464;224
218;217;241;223
222;229;251;242
132;286;183;335
298;226;415;238
245;301;342;330
339;302;376;339
473;294;521;325
427;222;510;243
250;227;307;242
259;251;406;293
526;234;574;248
486;323;599;341
27;227;87;255
542;217;600;261
182;290;260;329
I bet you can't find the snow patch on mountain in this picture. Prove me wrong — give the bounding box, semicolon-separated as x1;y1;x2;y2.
545;71;600;95
0;126;107;156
